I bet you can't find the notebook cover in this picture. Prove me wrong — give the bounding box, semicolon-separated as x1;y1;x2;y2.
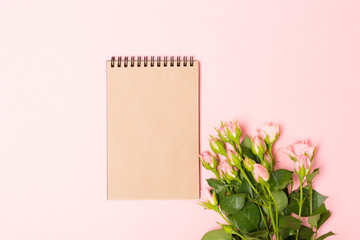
106;59;199;199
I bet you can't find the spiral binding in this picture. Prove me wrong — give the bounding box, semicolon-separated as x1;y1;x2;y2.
110;56;194;68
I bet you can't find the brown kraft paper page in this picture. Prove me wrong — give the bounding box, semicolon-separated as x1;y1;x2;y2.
106;59;199;199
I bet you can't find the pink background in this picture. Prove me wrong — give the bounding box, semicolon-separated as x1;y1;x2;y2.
0;0;359;239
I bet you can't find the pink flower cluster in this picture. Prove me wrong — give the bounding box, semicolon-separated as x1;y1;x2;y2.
287;140;317;177
253;164;269;182
252;123;280;155
201;121;282;183
200;121;317;184
199;120;325;240
202;121;243;181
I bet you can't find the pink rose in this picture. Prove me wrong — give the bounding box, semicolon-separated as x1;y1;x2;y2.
219;160;237;180
218;126;226;136
253;164;269;183
217;153;228;164
227;149;241;165
200;151;212;165
244;157;255;171
226;120;242;143
260;123;280;144
251;132;267;155
216;125;227;140
200;151;218;169
209;136;226;155
294;154;311;176
227;122;237;135
288;140;317;160
225;142;235;152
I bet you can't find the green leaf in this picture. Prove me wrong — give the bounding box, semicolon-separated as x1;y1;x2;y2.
298;225;314;239
316;231;335;240
201;229;232;240
206;179;228;199
230;201;261;233
279;227;292;239
286;189;327;217
241;135;252;149
240;135;260;162
308;214;320;228
317;210;331;229
312;204;328;215
279;215;301;230
206;178;226;188
311;189;328;212
231;180;253;197
247;229;269;237
220;193;247;215
274;190;288;212
269;169;294;191
306;168;320;184
309;204;328;228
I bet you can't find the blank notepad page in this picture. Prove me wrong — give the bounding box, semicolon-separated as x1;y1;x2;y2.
106;56;199;200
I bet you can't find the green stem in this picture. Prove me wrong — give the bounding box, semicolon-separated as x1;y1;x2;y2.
268;205;277;239
215;212;246;240
309;185;318;240
309;185;313;215
296;178;304;240
212;169;221;180
247;196;265;206
238;167;258;195
269;144;274;171
314;231;318;240
238;168;270;211
214;207;231;225
266;186;279;239
261;185;278;239
259;153;264;163
232;232;246;240
257;203;269;230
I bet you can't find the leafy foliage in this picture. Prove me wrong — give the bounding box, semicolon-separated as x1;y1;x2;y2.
220;193;247;215
200;121;334;240
269;169;294;192
230;201;261;233
201;229;231;240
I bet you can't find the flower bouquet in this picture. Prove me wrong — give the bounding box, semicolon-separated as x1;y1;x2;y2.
199;121;334;240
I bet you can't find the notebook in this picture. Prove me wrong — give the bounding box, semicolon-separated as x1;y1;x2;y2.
106;56;199;200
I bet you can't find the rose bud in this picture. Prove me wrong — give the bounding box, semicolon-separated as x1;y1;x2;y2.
225;142;236;152
209;136;227;156
217;153;228;163
287;140;317;161
294;154;312;176
200;151;218;170
253;164;270;183
260;123;280;144
244;157;256;172
227;149;241;166
219;160;237;181
216;124;228;142
226;121;242;143
221;225;234;234
199;189;218;209
251;133;267;155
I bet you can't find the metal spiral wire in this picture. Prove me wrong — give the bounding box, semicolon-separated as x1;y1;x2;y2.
110;56;194;68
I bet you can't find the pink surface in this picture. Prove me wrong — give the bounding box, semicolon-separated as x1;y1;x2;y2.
0;0;359;239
